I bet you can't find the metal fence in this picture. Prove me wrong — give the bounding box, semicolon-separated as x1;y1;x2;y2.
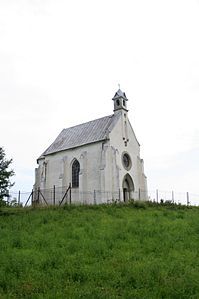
33;187;123;206
148;190;199;206
3;187;199;207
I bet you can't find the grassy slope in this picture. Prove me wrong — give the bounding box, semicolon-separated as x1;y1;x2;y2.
0;203;199;299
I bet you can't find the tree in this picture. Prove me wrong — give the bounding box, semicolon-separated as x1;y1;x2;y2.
0;147;15;201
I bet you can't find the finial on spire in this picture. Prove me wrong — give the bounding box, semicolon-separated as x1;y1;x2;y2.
118;83;120;90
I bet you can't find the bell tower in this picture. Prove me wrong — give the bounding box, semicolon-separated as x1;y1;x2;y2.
112;88;129;146
112;88;128;113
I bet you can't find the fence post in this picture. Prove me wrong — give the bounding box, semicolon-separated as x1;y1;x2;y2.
25;190;33;207
69;183;71;204
156;189;159;203
138;188;140;200
37;187;40;204
18;191;21;206
172;190;174;203
186;192;189;206
119;189;120;202
31;189;33;206
53;185;56;206
94;190;96;204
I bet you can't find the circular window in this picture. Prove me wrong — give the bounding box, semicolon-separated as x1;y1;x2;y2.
122;152;132;170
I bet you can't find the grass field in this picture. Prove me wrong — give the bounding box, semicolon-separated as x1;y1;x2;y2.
0;202;199;298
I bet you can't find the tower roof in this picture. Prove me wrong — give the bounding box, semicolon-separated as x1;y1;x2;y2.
112;89;128;101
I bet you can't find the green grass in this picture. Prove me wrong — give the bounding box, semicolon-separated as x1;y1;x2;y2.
0;202;199;298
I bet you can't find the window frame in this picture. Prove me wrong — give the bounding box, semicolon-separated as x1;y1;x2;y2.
122;152;132;171
72;159;80;188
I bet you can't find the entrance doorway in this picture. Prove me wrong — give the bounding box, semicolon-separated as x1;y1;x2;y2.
122;174;134;202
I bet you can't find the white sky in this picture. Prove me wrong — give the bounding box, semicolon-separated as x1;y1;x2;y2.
0;0;199;203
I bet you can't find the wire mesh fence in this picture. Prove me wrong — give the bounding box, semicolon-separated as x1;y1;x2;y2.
3;186;199;207
147;190;199;206
33;187;122;206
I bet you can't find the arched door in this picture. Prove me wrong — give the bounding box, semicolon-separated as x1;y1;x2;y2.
122;174;134;202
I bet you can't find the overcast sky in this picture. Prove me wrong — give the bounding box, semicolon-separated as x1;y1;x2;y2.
0;0;199;204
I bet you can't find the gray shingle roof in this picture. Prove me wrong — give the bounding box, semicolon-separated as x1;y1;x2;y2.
42;114;119;156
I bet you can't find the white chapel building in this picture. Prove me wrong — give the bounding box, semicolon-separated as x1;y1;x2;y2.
34;89;147;204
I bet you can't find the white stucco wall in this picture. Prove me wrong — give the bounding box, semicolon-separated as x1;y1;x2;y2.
35;142;105;204
108;110;147;200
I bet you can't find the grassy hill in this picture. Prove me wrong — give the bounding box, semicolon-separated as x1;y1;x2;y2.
0;202;199;299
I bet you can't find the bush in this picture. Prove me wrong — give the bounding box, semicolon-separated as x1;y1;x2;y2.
0;199;7;207
130;200;146;209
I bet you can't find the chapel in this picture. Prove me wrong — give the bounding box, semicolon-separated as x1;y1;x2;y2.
34;89;147;204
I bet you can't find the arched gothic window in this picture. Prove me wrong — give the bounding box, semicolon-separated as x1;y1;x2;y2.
72;159;80;188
